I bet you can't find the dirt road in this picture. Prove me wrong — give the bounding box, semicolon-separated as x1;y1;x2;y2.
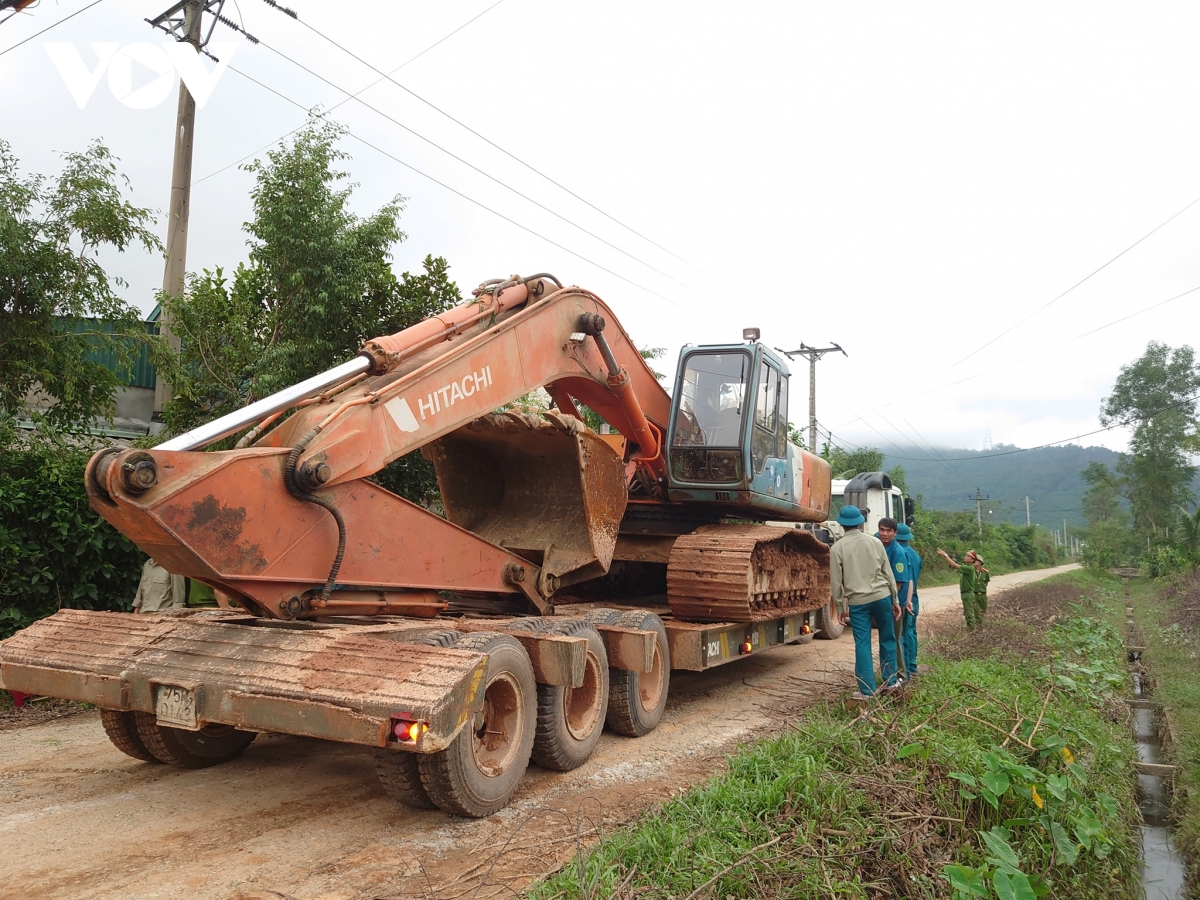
0;564;1078;900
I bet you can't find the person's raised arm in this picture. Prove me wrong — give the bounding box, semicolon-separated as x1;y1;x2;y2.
937;548;961;569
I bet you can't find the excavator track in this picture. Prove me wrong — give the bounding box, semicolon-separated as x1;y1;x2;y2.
666;525;831;623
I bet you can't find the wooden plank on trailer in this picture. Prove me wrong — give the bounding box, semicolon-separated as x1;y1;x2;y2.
452;621;586;687
594;625;654;672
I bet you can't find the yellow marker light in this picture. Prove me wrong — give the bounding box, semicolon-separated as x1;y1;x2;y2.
740;641;753;654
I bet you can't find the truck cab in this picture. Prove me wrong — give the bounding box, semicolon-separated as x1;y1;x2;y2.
825;471;915;539
664;336;830;521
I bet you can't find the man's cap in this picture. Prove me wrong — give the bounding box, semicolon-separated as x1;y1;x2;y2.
836;505;866;527
896;523;913;542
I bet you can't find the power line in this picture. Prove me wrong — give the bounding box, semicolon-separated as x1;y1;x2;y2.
224;63;684;308
839;391;1200;463
943;192;1200;372
278;5;720;290
215;19;697;297
193;0;508;186
0;0;104;56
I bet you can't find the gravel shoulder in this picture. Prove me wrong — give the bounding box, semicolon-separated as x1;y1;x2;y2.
0;564;1079;900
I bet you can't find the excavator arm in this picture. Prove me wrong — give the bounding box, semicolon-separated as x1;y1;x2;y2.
86;276;670;620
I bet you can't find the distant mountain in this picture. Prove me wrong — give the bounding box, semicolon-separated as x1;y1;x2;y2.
881;443;1124;530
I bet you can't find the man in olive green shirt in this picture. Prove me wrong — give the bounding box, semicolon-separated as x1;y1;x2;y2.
937;548;980;631
830;505;900;696
132;558;186;614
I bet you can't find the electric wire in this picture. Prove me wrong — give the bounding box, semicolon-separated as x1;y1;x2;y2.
0;0;104;55
830;391;1200;463
214;19;696;297
193;0;508;186
943;192;1200;373
277;6;719;290
225;63;684;307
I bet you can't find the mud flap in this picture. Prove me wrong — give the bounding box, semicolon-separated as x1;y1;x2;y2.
427;410;628;592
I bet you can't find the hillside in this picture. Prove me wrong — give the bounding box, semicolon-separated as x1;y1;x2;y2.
882;443;1123;529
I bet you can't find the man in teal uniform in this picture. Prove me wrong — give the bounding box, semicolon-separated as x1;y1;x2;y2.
896;523;921;677
877;517;913;679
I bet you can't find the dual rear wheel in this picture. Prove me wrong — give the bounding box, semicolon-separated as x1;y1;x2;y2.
100;708;257;768
377;613;671;818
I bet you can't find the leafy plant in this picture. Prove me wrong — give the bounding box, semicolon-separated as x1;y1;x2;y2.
0;428;141;637
0;139;161;430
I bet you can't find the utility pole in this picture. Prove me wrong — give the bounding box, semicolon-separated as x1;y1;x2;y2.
1025;495;1033;527
149;0;221;415
778;343;846;452
971;487;989;539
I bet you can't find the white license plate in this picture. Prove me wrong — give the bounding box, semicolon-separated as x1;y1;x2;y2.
154;684;198;729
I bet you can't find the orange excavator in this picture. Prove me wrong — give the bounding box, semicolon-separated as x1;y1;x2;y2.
0;274;835;817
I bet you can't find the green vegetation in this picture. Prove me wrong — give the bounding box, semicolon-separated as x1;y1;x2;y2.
1080;342;1200;576
0;138;161;430
1129;570;1200;887
532;572;1139;899
0;141;158;635
0;424;141;637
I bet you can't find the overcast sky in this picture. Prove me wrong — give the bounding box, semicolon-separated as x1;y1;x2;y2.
3;1;1199;467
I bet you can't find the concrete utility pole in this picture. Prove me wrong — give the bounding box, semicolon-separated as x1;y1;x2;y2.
149;0;215;414
1025;495;1033;527
779;343;846;452
971;487;989;539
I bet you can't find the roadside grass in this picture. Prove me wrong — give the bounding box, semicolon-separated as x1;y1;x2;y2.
530;571;1139;900
1130;569;1200;891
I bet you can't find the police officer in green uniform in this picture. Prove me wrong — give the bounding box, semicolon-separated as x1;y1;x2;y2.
973;555;991;620
937;548;979;631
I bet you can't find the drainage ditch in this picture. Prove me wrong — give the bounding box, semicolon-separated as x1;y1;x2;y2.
1128;602;1187;900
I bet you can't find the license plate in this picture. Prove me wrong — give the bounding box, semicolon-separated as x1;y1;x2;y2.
154;684;198;729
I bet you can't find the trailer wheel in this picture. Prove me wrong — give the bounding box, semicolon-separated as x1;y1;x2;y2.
607;610;670;737
584;608;622;626
504;617;553;632
531;621;610;771
373;629;465;809
133;713;257;769
99;709;161;763
376;750;436;809
815;597;845;640
418;632;536;818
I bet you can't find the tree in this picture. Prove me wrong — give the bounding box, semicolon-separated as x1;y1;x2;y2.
156;120;459;435
1078;461;1133;569
0;139;161;431
1099;342;1200;534
1080;461;1125;525
823;444;885;479
153;119;461;505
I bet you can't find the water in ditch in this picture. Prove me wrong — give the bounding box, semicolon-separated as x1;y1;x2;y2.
1131;620;1187;900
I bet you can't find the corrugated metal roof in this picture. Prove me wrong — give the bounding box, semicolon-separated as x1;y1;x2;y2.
63;317;159;389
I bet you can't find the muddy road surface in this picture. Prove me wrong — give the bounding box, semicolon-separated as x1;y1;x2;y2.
0;564;1078;900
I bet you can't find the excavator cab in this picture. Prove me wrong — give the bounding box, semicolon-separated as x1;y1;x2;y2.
666;338;829;520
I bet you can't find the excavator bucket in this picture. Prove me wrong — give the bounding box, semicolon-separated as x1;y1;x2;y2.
427;411;628;593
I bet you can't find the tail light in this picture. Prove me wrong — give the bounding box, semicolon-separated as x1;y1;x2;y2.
389;714;428;743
